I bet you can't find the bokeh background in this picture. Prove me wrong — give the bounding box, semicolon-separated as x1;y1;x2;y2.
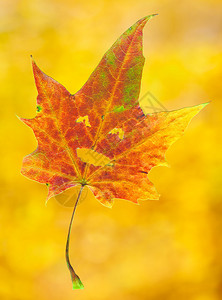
0;0;221;299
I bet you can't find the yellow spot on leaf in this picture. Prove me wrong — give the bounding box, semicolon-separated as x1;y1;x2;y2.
77;148;112;167
109;128;124;139
76;115;91;127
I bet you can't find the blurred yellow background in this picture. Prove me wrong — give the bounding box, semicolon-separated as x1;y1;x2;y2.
0;0;221;299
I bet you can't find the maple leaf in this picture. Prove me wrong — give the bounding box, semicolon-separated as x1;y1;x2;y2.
20;15;207;289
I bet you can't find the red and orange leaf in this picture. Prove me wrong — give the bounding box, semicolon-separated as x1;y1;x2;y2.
20;15;207;289
20;15;159;205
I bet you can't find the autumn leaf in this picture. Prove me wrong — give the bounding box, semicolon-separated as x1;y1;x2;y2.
20;15;207;289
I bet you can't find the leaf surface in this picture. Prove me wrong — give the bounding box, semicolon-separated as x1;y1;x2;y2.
21;15;206;207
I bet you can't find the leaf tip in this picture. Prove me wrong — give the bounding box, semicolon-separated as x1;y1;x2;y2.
15;114;22;121
146;13;158;19
30;55;41;76
142;13;158;24
200;102;210;108
30;55;36;65
135;14;158;30
17;116;32;127
192;102;209;115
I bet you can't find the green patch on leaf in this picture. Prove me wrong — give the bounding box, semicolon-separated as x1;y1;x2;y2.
113;105;125;113
36;105;42;112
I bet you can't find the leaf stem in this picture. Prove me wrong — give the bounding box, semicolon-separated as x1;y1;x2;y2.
65;185;84;290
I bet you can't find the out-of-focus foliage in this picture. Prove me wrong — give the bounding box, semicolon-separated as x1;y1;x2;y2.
0;0;221;299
